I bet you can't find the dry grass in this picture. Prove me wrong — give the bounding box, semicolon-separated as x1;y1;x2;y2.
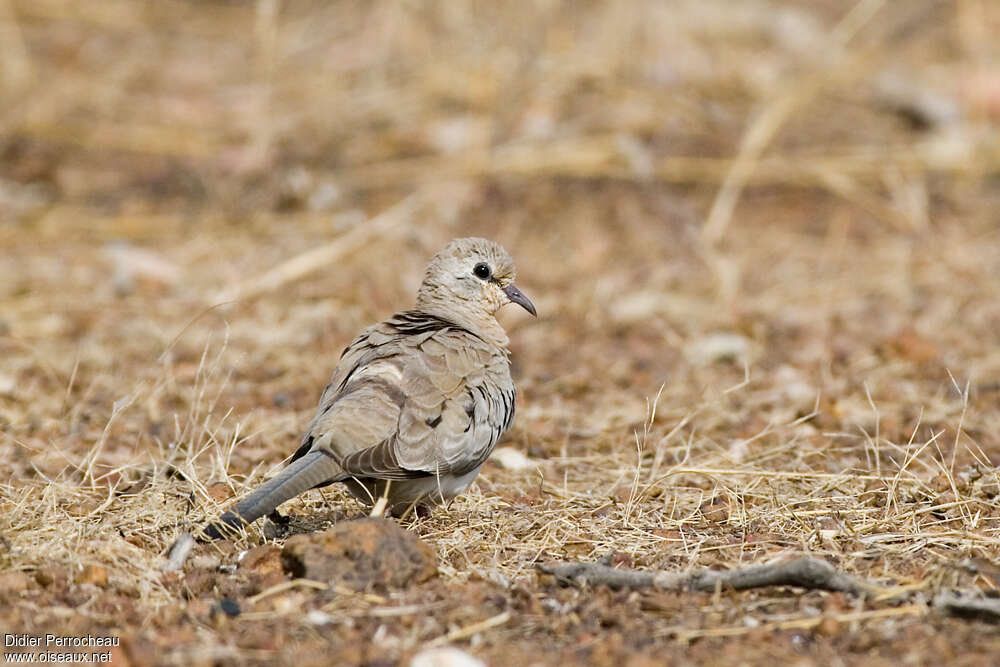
2;0;1000;664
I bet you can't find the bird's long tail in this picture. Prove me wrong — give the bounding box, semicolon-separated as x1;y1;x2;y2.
201;450;341;540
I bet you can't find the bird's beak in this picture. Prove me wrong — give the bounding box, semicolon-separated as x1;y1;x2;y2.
503;284;537;316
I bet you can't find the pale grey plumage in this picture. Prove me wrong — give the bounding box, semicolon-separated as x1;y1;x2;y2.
203;238;534;539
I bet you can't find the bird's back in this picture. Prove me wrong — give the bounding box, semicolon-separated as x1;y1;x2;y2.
296;310;515;502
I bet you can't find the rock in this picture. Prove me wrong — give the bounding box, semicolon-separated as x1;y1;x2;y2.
240;543;287;592
34;566;69;592
427;115;490;154
281;519;436;591
884;328;937;363
978;476;999;498
608;290;671;324
770;7;825;56
490;446;538;472
773;365;815;407
874;69;961;130
930;473;952;493
239;544;283;576
0;571;31;594
0;373;15;396
304;609;335;626
205;482;233;503
411;648;486;667
685;333;750;366
77;564;109;587
814;615;840;637
214;598;240;617
700;501;729;523
102;241;181;297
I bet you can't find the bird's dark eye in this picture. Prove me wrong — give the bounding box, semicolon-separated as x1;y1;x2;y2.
473;262;492;280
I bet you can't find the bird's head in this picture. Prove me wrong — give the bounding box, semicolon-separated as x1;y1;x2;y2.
416;238;536;335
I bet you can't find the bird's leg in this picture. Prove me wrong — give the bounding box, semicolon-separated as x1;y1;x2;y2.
267;509;290;526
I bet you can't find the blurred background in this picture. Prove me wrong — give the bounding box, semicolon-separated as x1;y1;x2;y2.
3;0;1000;486
4;3;1000;662
2;0;997;244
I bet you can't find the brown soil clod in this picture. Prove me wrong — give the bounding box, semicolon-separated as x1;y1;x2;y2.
280;518;437;591
239;544;283;576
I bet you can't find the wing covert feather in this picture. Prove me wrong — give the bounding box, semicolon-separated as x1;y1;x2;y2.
301;311;514;481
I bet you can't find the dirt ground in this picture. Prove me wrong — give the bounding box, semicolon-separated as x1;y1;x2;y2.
3;1;1000;665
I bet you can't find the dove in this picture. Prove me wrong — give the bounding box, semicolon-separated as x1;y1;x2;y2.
203;238;534;538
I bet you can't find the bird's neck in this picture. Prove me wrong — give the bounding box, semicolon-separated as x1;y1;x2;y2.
416;302;510;349
464;316;510;349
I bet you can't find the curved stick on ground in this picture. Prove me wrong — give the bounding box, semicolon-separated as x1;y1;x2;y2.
539;557;875;597
934;593;1000;622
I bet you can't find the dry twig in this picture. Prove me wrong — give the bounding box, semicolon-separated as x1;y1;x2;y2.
934;592;1000;622
539;557;876;597
426;611;512;648
702;0;888;246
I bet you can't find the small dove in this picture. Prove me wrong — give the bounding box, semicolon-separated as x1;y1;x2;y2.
204;238;535;538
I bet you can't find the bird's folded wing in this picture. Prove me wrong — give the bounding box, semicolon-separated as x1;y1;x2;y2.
303;323;508;481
